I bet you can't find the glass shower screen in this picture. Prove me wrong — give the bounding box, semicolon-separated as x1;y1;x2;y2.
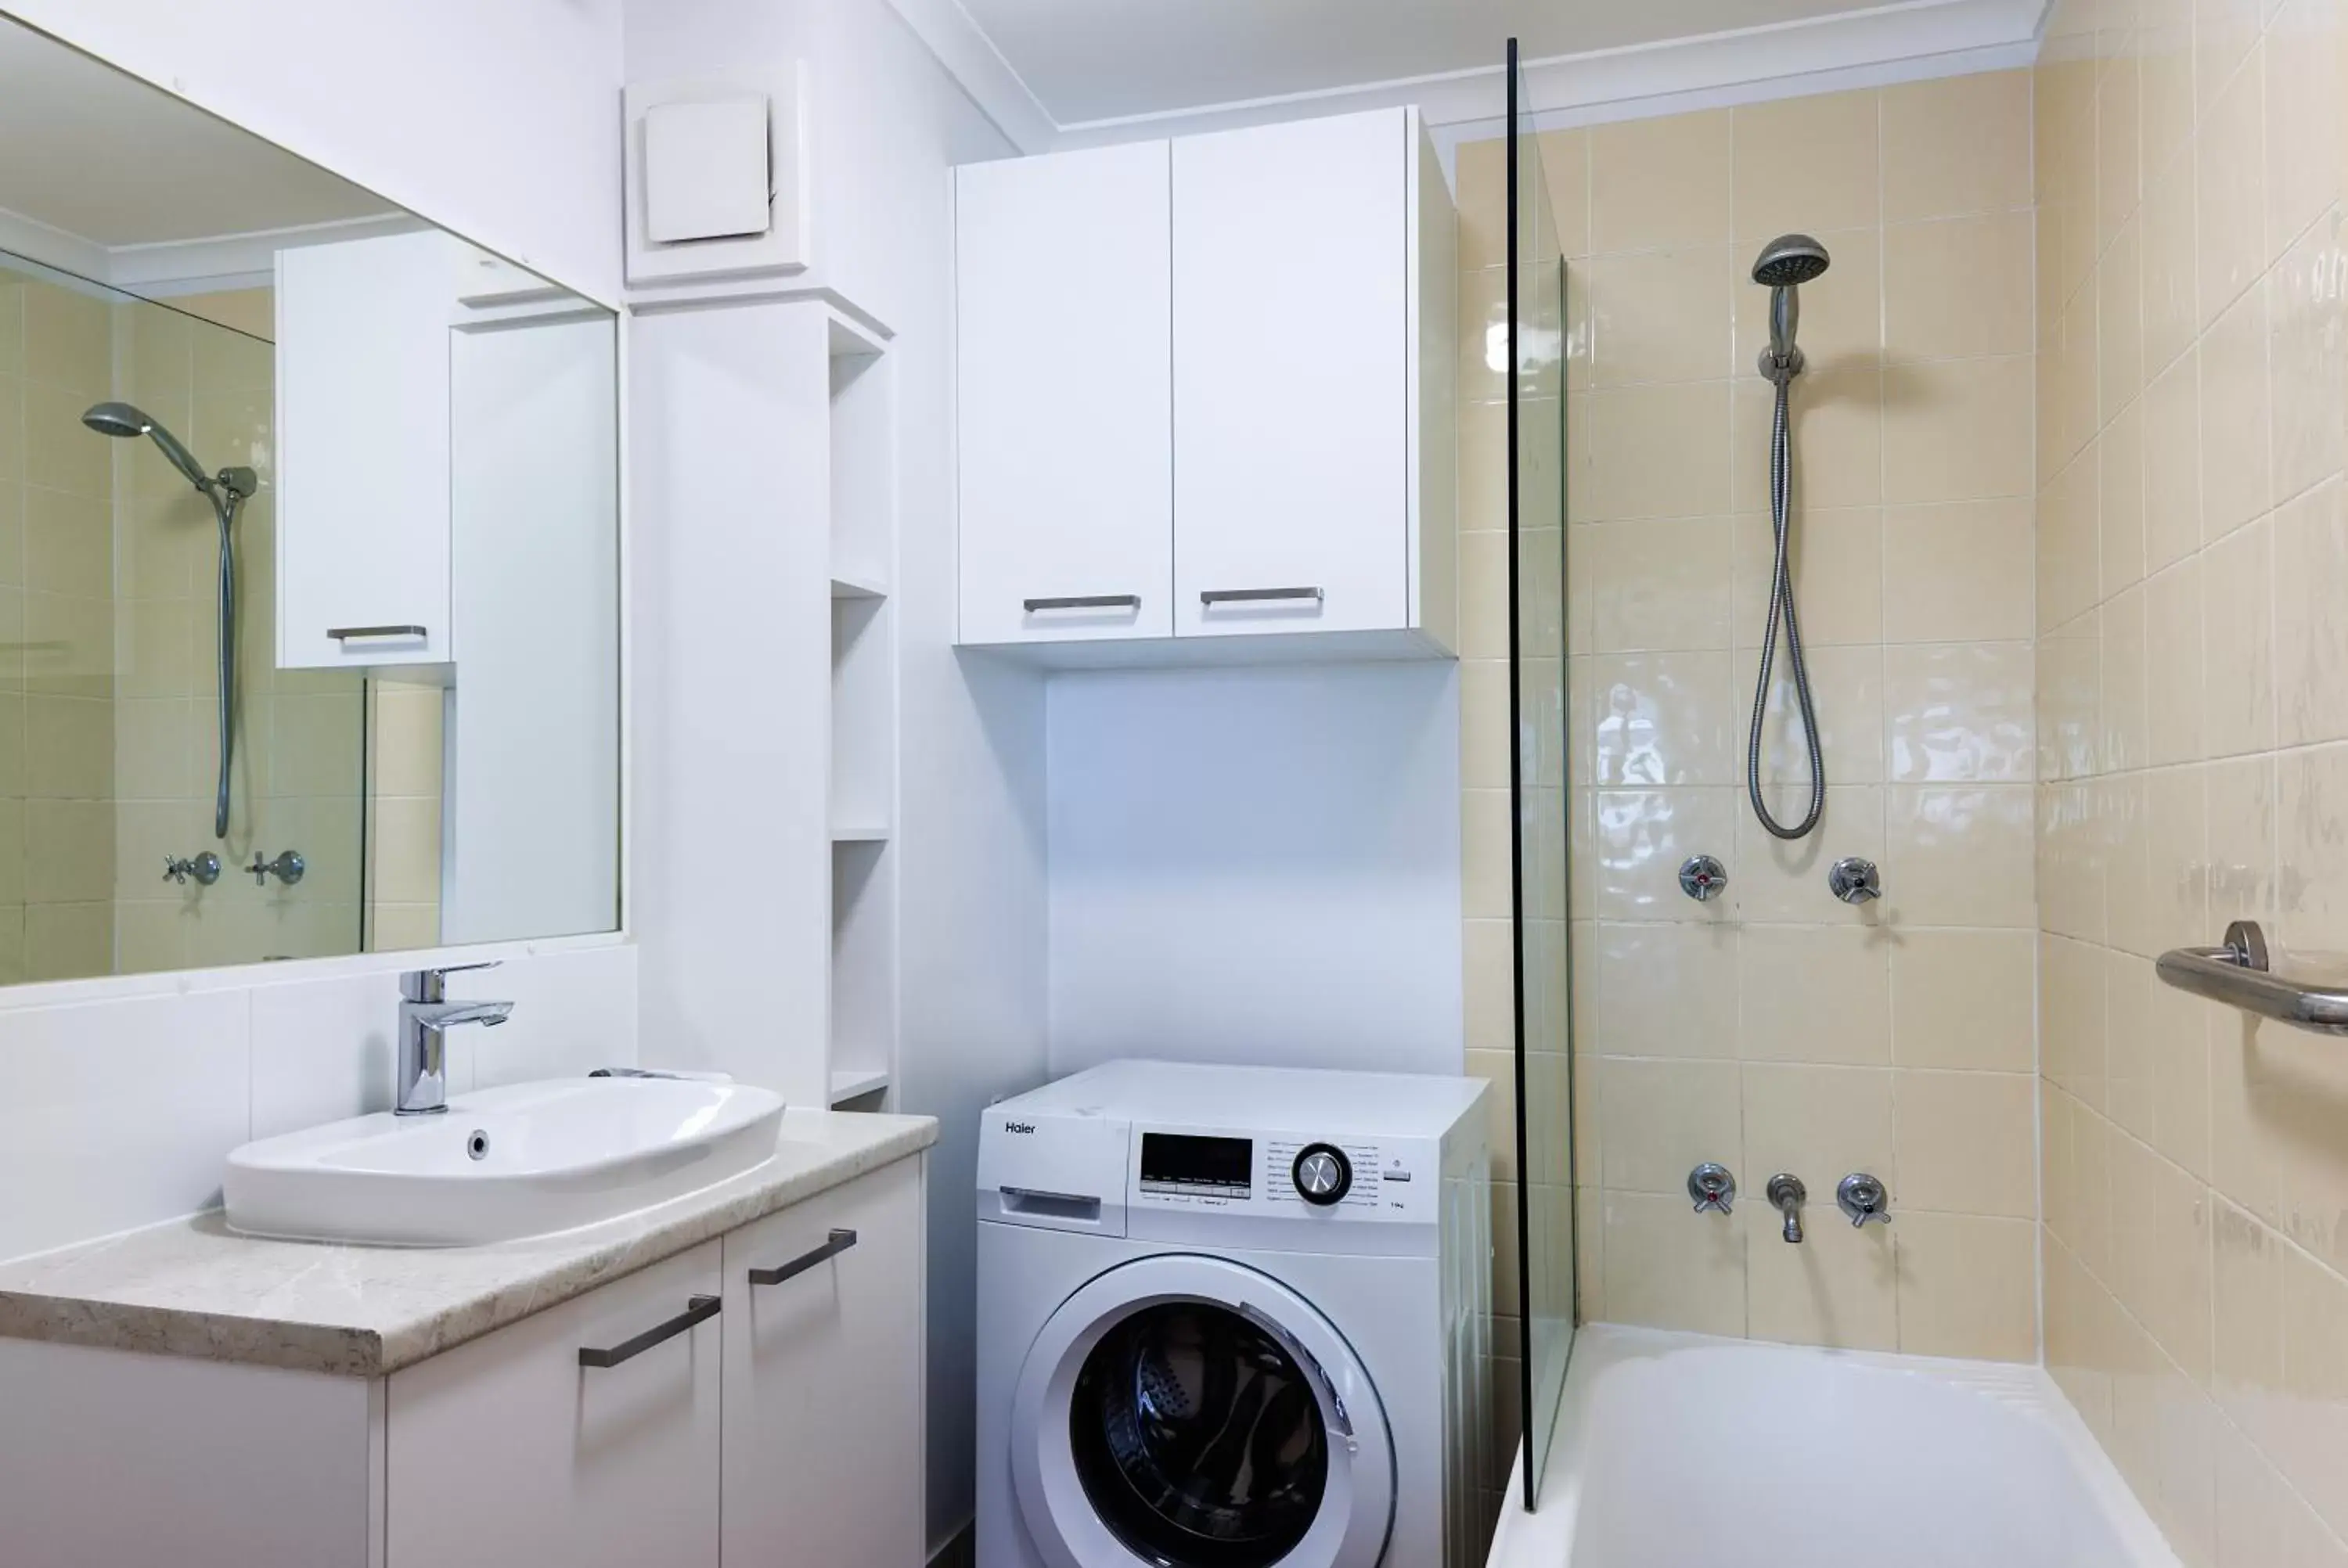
1506;37;1577;1512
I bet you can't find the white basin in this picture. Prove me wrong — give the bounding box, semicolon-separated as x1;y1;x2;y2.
224;1078;786;1246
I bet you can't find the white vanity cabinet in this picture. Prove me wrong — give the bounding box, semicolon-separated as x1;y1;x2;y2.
386;1240;725;1568
721;1158;924;1567
275;229;456;670
953;106;1456;661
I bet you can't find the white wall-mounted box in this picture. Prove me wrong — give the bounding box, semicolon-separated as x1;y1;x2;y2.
625;67;808;285
643;95;771;243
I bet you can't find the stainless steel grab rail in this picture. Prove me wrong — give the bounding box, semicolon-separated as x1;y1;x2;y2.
2155;919;2348;1034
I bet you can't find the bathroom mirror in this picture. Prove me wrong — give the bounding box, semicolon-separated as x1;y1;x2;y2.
0;17;620;982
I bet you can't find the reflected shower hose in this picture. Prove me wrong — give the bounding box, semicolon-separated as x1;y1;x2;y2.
1745;374;1825;840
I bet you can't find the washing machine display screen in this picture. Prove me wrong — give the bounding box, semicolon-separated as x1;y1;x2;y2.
1071;1301;1329;1567
1140;1134;1254;1198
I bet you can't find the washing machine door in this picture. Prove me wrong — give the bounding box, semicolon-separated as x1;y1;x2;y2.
1010;1253;1395;1568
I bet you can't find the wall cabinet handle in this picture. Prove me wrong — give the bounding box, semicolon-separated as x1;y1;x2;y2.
747;1228;858;1287
1023;595;1140;612
327;624;430;642
578;1293;721;1368
1199;587;1325;606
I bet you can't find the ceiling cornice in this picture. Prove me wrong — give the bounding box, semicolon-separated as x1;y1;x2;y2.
889;0;2050;155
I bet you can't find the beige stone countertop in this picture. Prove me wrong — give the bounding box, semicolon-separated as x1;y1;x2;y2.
0;1108;937;1378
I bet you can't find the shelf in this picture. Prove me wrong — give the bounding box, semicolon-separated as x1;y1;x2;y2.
830;821;891;843
830;570;889;601
830;1067;890;1106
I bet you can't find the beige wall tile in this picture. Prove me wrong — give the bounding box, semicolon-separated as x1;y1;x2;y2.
1598;1190;1746;1335
2143;351;2205;571
1584;517;1734;652
2269;213;2347;507
2263;0;2343;261
1732;88;1880;242
1896;1211;2040;1360
1738;924;1890;1064
2200;283;2274;541
1734;782;1887;925
1885;783;2036;926
1895;1067;2037;1215
1882;70;2033;221
1586;246;1734;387
1882;355;2035;503
1585;650;1737;787
2099;216;2146;423
1594;1056;1742;1193
2199;52;2270;327
2141;150;2201;376
2203;519;2277;758
2276;480;2348;744
2102;396;2148;593
1456;136;1507;274
1584;922;1738;1058
1892;929;2037;1070
1536;128;1591;258
1882;499;2036;644
1884;211;2037;362
1743;1062;1896;1189
21;281;110;396
2145;557;2207;764
1737;641;1885;788
1590;109;1731;252
1884;642;2035;783
1585;381;1731;520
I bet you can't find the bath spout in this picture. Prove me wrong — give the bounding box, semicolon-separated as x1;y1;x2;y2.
1766;1173;1806;1243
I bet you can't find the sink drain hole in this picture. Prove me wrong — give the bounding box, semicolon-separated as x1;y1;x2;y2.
466;1130;491;1161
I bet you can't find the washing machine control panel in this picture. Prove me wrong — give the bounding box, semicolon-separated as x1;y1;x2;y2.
1129;1127;1437;1221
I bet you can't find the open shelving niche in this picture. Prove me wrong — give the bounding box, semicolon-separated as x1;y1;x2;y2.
826;312;897;1110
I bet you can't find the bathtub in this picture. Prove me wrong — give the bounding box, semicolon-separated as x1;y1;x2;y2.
1486;1325;2181;1568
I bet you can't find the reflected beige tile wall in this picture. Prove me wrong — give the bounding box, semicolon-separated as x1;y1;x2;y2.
0;274;119;982
366;678;443;951
110;290;365;974
2036;0;2348;1561
1459;68;2043;1387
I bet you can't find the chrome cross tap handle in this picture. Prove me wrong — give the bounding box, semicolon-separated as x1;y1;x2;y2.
1828;857;1882;904
1679;854;1729;902
1687;1163;1738;1214
162;851;222;886
247;850;306;888
1837;1171;1891;1227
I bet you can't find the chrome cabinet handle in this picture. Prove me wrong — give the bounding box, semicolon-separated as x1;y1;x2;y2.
747;1228;857;1287
1200;587;1325;606
1023;595;1140;612
326;624;429;641
578;1293;721;1368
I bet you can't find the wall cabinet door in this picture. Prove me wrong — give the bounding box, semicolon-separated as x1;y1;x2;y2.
276;229;453;669
385;1240;722;1568
956;142;1173;645
722;1157;924;1568
1172;110;1410;638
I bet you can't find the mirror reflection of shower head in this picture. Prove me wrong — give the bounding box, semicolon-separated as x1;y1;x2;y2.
81;401;223;495
1752;235;1831;382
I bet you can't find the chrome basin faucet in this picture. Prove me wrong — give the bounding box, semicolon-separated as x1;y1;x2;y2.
1766;1173;1807;1243
395;963;516;1115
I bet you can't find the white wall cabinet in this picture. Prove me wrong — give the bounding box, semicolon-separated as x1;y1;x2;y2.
276;229;456;670
721;1159;924;1566
956;140;1174;646
954;106;1455;662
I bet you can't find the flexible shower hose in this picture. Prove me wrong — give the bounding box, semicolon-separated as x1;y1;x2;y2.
1745;375;1825;839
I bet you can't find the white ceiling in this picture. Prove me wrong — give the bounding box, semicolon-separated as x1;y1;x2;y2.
955;0;1972;128
0;16;393;250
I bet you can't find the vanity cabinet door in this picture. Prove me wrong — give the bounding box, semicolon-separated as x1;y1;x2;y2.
275;228;453;670
722;1156;924;1567
384;1239;722;1568
1171;108;1413;638
956;141;1174;646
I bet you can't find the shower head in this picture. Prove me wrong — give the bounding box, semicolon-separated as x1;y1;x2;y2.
1752;235;1831;381
81;401;216;494
1752;234;1831;287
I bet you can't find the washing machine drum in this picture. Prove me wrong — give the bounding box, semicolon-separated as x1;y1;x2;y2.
1011;1255;1395;1568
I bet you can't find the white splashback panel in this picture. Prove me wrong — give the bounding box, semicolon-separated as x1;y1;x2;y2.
1046;664;1463;1077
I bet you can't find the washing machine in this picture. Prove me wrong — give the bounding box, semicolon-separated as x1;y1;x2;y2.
976;1059;1493;1568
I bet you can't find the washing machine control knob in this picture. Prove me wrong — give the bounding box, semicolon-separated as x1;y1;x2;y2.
1292;1144;1352;1207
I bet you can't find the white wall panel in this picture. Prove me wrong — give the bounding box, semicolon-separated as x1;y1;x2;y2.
1047;664;1464;1077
